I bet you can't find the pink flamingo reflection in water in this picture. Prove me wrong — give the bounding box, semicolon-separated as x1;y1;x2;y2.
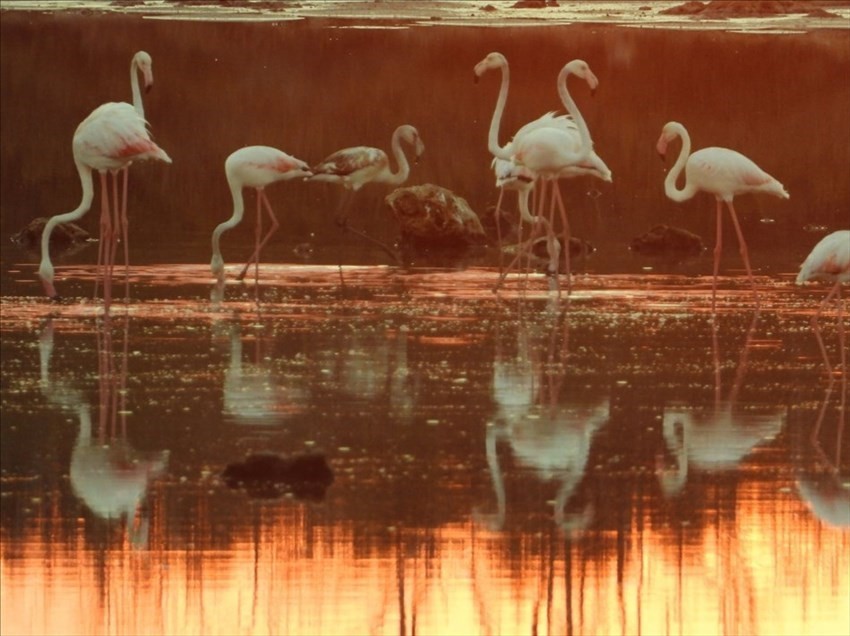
656;311;786;497
39;317;169;547
476;303;609;532
218;317;310;427
794;316;849;528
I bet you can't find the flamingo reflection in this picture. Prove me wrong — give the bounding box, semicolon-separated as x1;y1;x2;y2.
793;318;849;528
39;317;169;547
219;318;309;427
477;309;608;531
314;326;416;425
657;311;786;497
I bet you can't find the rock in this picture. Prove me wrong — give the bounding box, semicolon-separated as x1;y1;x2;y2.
10;216;94;256
504;235;595;271
630;224;704;256
385;184;487;249
222;453;334;501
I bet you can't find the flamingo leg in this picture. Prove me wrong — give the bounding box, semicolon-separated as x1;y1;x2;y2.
255;189;263;288
546;182;562;297
120;167;130;303
493;186;507;277
237;188;280;283
712;198;723;313
95;171;110;301
99;171;116;312
494;215;547;292
726;200;759;307
106;170;123;314
812;280;844;376
551;182;571;295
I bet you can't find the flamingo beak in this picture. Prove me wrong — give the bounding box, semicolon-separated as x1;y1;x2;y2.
656;137;668;162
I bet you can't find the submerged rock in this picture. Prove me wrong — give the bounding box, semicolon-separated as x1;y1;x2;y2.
10;216;94;256
222;453;334;501
385;184;487;249
504;235;595;271
630;224;704;257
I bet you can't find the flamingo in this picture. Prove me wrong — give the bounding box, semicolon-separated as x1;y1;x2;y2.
310;124;425;222
473;52;578;161
98;50;157;299
656;121;789;310
475;53;610;292
210;145;312;287
796;229;849;373
38;103;171;309
491;158;561;282
37;50;168;309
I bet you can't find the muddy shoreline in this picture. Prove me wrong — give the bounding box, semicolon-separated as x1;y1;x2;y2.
2;0;849;31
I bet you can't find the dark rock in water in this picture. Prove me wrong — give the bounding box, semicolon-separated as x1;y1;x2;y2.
385;184;487;249
630;224;704;257
222;453;334;501
10;216;94;256
502;234;595;273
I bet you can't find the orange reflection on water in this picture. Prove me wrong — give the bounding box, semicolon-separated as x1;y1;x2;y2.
2;489;848;636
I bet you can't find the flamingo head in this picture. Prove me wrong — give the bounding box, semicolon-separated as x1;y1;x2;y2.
210;254;225;280
134;50;154;93
564;59;599;95
474;51;507;83
399;125;425;163
656;121;683;161
37;262;59;300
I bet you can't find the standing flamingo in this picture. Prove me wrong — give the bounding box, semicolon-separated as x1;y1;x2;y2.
38;103;171;309
99;50;159;300
210;146;312;287
310;124;425;224
38;50;168;309
796;229;849;373
656;121;789;310
496;60;611;292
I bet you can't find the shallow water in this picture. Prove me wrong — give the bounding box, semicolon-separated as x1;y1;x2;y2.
1;7;849;636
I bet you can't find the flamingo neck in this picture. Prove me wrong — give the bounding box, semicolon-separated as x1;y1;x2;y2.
211;179;246;274
517;188;535;224
38;160;94;286
385;129;412;185
664;123;697;203
131;57;144;119
557;65;592;163
488;61;512;160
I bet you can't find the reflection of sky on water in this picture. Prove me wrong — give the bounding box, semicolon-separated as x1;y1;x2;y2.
2;267;848;636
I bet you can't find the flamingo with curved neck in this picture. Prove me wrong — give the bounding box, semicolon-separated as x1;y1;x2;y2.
474;52;579;162
657;121;789;310
310;124;425;191
211;145;312;289
309;125;425;261
130;50;154;119
38;102;171;308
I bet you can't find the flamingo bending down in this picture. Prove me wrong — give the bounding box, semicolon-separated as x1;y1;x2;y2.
210;146;312;286
38;102;171;308
656;121;789;309
796;229;849;372
310;124;425;223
